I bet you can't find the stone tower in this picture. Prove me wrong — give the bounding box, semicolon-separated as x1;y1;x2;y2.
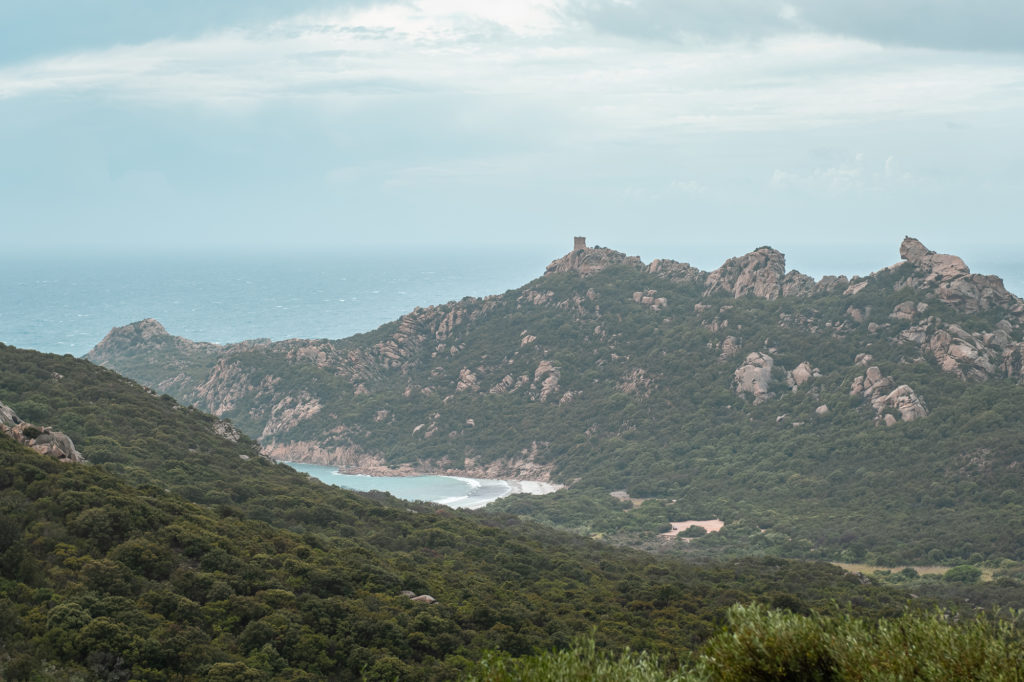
574;236;586;251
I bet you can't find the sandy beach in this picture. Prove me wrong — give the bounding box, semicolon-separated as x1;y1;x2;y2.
443;477;565;509
284;461;564;510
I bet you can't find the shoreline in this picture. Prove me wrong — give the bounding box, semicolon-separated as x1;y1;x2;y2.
311;455;557;484
280;460;564;509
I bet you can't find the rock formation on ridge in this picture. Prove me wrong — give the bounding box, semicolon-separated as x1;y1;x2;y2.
85;236;1024;470
0;399;84;462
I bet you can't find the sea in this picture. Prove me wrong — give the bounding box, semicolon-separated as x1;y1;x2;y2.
285;462;518;509
0;247;550;508
3;245;1022;507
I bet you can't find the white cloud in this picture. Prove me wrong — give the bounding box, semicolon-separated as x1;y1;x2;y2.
1;0;1022;140
770;153;916;194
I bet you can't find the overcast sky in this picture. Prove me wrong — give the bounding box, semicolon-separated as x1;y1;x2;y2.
2;0;1022;272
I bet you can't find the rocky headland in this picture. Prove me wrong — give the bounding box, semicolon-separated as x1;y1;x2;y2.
85;237;1024;476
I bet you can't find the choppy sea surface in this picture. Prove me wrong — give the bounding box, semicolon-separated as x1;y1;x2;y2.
0;248;547;355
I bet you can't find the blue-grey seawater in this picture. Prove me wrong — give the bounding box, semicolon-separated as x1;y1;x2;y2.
0;248;546;355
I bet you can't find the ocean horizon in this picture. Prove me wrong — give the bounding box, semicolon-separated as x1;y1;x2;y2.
5;244;1021;358
0;247;548;356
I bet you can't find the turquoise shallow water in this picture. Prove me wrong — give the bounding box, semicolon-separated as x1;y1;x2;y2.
285;462;514;509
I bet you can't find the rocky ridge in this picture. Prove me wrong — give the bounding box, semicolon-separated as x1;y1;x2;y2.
86;237;1024;468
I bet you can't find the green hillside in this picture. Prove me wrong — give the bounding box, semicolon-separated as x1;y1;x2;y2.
85;238;1024;565
1;343;934;680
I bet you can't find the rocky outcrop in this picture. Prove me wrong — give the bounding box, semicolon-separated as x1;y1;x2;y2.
213;420;243;443
533;361;561;402
0;399;85;463
896;316;1023;383
84;235;1020;478
850;367;928;425
780;271;817;297
705;247;787;300
927;326;996;381
719;336;741;361
261;393;323;440
702;246;824;300
618;368;654;398
646;258;705;283
631;290;668;310
456;368;480;392
87;318;228;367
897;237;1019;314
734;352;775;404
786;361;820;390
0;401;19;427
900;237;969;279
544;245;644;277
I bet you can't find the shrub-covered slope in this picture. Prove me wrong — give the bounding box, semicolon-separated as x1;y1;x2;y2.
84;238;1024;563
0;344;924;680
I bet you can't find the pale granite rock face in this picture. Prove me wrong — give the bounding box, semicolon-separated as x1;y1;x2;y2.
719;335;740;361
786;361;819;389
0;400;20;427
646;258;705;283
849;367;928;425
781;270;816;297
734;352;775;404
0;399;84;462
883;384;929;422
705;247;787;300
533;361;561;402
899;237;970;278
896;236;1016;313
544;245;644;276
456;368;480;392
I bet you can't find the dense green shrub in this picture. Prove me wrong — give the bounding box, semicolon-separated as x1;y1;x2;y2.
472;605;1024;682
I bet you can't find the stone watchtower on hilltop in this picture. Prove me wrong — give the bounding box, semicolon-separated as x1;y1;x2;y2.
574;236;587;251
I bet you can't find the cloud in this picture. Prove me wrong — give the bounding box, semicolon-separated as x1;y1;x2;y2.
793;1;1024;53
566;0;1024;52
770;153;916;194
1;0;1021;143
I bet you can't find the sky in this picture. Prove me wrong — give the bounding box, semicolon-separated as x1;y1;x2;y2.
2;0;1023;273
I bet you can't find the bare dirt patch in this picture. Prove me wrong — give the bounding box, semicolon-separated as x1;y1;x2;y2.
660;519;724;541
610;490;646;508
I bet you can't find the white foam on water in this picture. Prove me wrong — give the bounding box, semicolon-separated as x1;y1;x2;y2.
285;462;557;509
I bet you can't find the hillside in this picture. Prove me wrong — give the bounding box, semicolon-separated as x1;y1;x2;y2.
85;237;1024;564
1;342;935;680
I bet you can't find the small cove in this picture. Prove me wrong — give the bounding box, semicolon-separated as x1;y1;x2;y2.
284;461;560;509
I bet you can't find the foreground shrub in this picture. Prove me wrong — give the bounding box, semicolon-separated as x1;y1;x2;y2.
469;636;684;682
695;603;1024;682
469;605;1024;682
